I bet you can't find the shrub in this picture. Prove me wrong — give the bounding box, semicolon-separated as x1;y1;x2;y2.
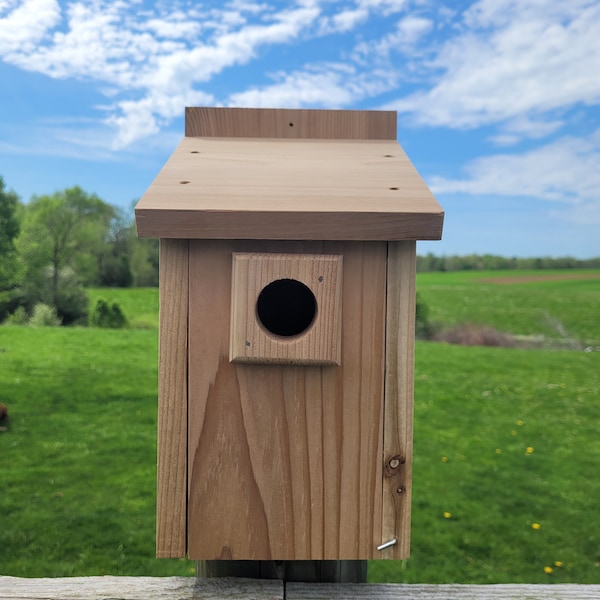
46;267;89;325
4;306;28;325
0;289;25;323
21;266;89;325
28;303;62;327
90;299;128;329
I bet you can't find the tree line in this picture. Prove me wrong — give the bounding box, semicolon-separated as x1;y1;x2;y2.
417;252;600;272
0;176;157;325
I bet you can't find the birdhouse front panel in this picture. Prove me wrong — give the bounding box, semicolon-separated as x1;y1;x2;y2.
187;239;388;560
135;107;443;562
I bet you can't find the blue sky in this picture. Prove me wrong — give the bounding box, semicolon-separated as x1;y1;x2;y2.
1;0;599;258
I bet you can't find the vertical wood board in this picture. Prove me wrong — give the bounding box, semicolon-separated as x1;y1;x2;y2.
187;240;387;560
156;239;189;558
381;241;416;559
185;107;397;140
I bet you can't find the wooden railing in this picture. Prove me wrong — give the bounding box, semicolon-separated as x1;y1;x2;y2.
1;577;599;599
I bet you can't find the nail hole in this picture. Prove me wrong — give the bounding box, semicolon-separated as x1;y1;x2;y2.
180;180;190;184
389;187;399;190
289;122;294;127
190;151;199;154
384;154;394;158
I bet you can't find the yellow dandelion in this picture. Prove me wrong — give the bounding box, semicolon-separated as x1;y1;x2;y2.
544;566;553;574
526;446;534;454
554;561;563;567
517;420;524;426
443;512;452;519
531;522;541;530
441;456;449;463
495;448;502;454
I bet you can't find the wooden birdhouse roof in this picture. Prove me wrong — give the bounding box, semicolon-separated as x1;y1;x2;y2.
135;107;444;240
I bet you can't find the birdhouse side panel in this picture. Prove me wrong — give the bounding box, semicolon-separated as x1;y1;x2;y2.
382;240;416;559
156;239;189;558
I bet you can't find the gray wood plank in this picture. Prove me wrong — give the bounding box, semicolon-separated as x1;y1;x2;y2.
0;576;283;600
287;583;600;599
1;577;598;600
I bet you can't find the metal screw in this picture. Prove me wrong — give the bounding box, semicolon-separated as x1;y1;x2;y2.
377;538;397;551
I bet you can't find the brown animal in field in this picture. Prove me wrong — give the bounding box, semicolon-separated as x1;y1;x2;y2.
0;403;8;422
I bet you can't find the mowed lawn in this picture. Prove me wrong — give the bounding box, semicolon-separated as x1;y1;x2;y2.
1;272;599;582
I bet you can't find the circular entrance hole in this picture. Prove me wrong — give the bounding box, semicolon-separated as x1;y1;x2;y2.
256;279;317;337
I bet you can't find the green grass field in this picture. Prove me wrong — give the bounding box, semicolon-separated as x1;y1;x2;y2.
1;271;598;582
417;269;600;348
87;288;159;329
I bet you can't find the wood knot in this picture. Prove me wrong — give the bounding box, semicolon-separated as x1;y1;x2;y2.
385;455;406;477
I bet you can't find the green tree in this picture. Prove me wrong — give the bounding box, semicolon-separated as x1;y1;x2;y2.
97;208;134;287
0;177;22;291
17;186;115;321
126;200;158;287
0;177;24;322
96;202;159;288
129;235;159;286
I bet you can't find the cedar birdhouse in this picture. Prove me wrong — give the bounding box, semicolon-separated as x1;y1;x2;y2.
135;107;443;561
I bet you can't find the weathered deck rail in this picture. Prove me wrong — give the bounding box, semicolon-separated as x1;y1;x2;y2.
1;577;599;600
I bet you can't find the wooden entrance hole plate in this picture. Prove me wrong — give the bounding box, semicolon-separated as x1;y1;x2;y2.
230;253;343;366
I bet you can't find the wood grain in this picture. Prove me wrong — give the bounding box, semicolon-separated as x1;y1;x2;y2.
2;577;598;600
381;241;416;559
230;253;342;365
185;107;397;139
187;240;386;560
135;136;444;240
0;576;283;599
288;583;600;599
156;239;189;558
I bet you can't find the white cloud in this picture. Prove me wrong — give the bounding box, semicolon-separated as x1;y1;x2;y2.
324;8;368;33
429;129;600;207
357;0;407;14
318;0;411;35
488;117;565;146
228;62;397;108
0;0;61;54
141;17;201;40
229;68;354;108
106;89;215;148
355;14;432;60
1;0;599;154
229;65;341;108
1;1;322;147
388;0;600;139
